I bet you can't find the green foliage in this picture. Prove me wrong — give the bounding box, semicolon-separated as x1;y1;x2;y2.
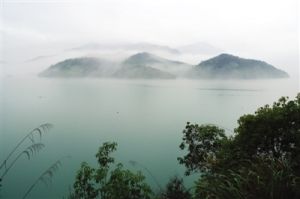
234;94;300;170
159;177;191;199
195;157;300;199
71;142;152;199
102;163;151;199
178;93;300;198
96;142;117;168
178;123;228;175
73;162;97;198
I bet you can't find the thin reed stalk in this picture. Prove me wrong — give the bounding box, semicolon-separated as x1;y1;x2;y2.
0;143;45;179
0;123;53;171
22;156;70;199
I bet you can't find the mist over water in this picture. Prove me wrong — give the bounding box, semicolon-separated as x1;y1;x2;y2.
0;76;298;198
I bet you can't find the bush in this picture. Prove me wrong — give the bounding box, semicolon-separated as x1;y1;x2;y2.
179;93;300;199
71;142;152;199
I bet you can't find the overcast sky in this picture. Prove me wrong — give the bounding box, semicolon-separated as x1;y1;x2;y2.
0;0;299;76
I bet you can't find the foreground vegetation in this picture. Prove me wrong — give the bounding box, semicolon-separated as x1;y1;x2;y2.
0;124;69;199
69;93;300;199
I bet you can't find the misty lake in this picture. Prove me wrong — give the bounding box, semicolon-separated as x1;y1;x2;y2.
0;77;299;198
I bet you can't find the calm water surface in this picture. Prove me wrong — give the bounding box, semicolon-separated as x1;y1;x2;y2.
0;77;299;198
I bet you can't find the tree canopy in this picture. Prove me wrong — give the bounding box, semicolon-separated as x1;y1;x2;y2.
178;93;300;198
70;142;152;199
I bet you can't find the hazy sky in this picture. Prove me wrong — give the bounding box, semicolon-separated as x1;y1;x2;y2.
0;0;299;76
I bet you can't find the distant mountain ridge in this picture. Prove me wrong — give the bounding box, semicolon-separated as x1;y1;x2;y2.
189;53;289;79
40;53;289;79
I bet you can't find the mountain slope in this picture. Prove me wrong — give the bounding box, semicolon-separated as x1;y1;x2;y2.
113;65;175;79
39;57;116;77
113;53;177;79
121;52;192;76
189;54;289;79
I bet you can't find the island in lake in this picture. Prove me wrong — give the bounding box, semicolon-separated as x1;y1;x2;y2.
188;53;289;79
39;53;289;79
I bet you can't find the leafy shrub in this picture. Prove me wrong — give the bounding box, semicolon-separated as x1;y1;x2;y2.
179;94;300;199
71;142;152;199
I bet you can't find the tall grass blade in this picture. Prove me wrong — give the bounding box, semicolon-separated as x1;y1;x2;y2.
0;123;53;171
22;156;70;199
0;143;45;179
